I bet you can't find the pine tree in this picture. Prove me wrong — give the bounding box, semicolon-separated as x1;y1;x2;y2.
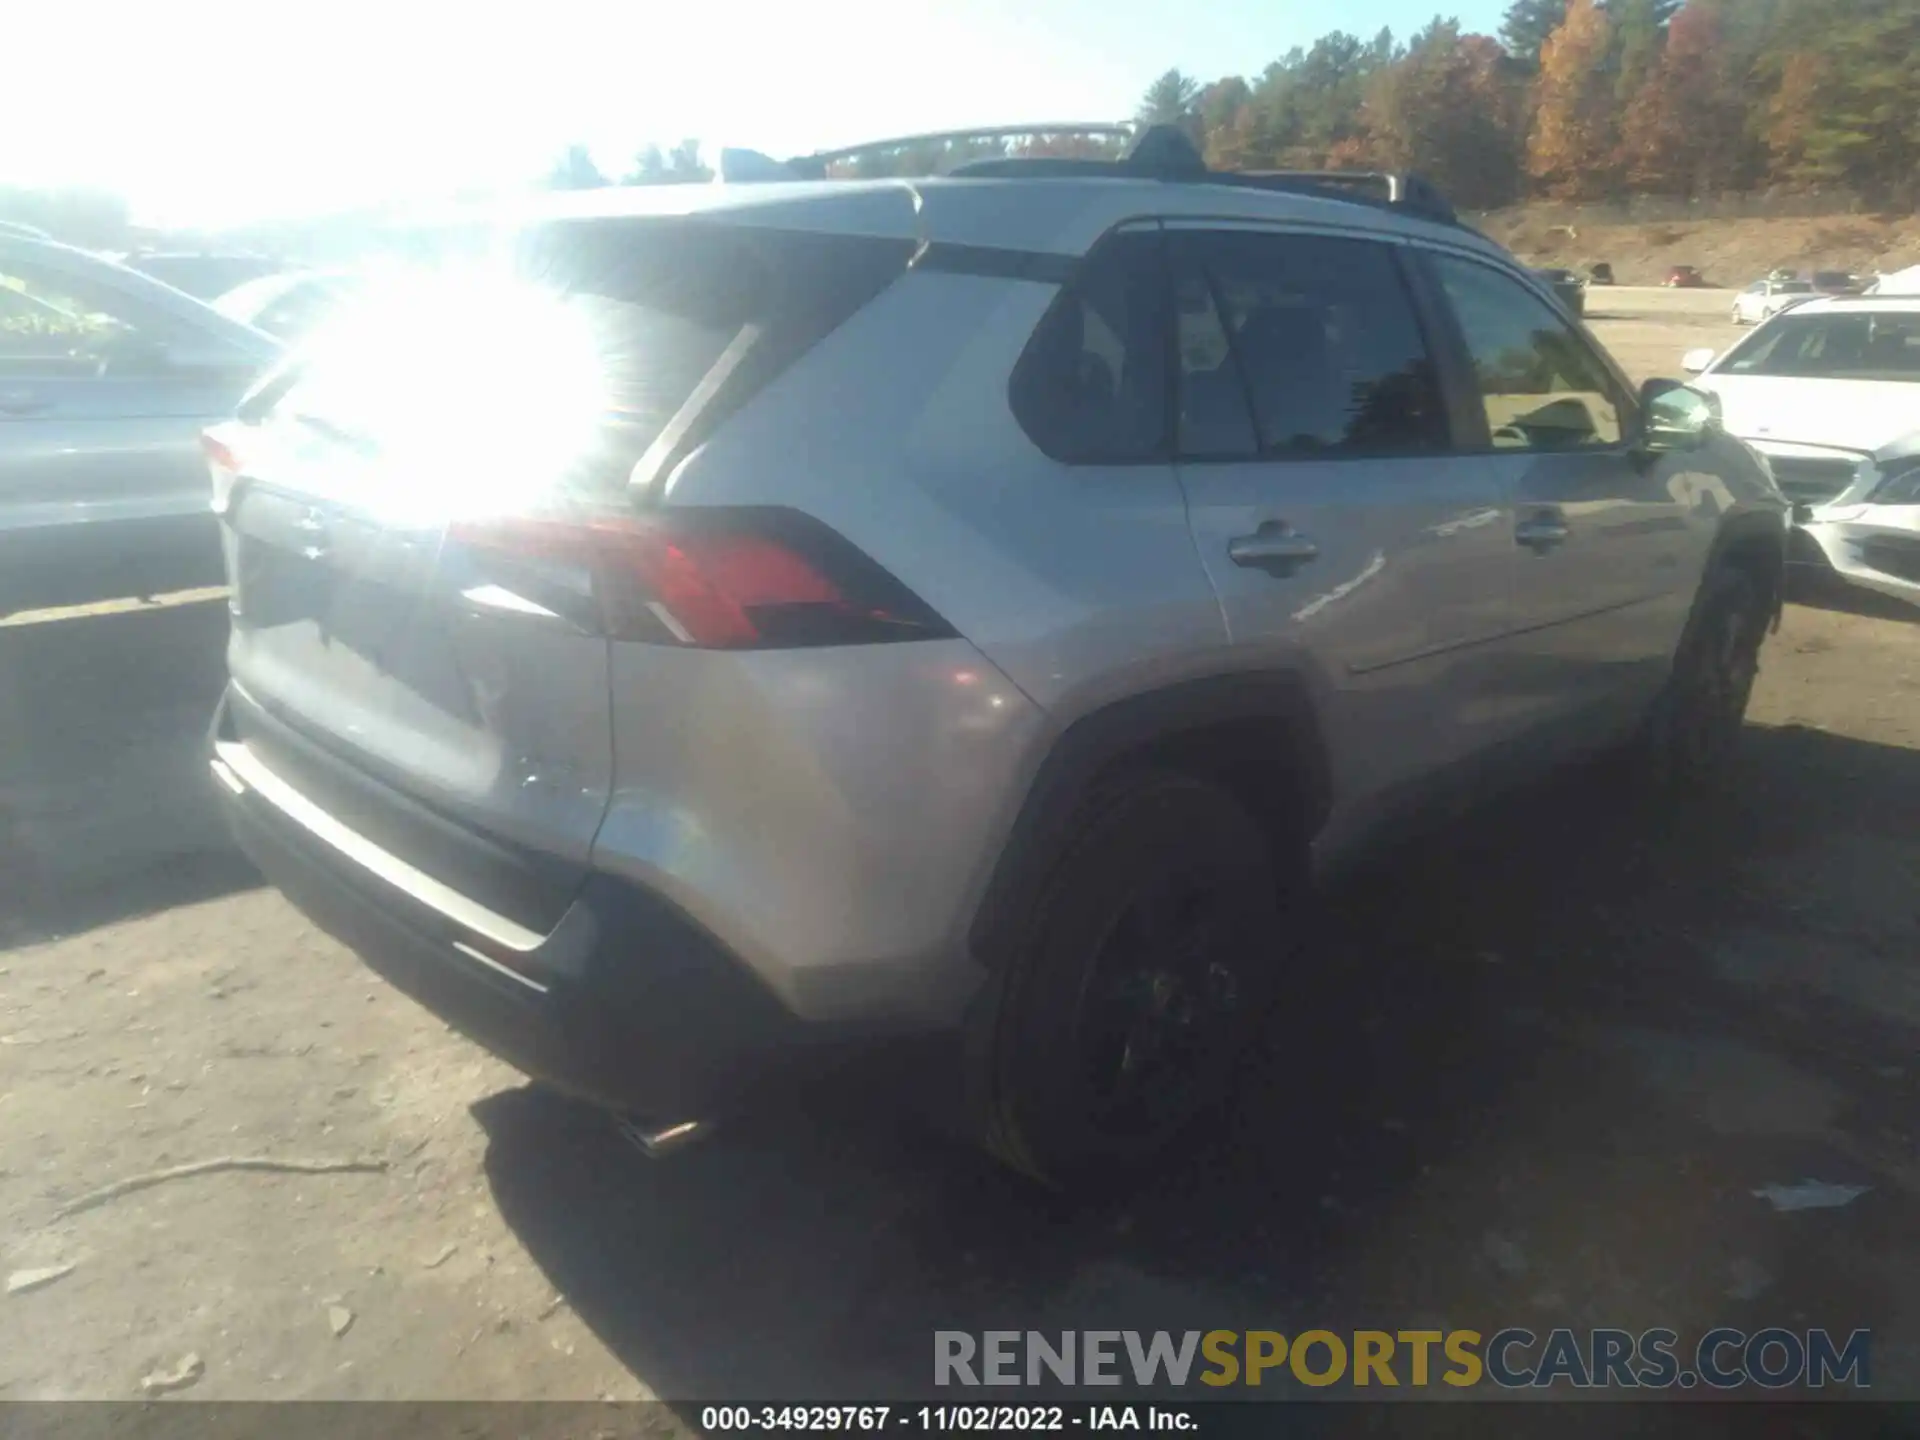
1501;0;1571;66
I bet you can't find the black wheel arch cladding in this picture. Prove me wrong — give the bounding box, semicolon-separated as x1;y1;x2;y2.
966;670;1329;970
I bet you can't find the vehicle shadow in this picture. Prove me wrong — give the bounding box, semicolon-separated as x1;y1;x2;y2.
1786;576;1918;625
0;598;258;947
477;722;1920;1410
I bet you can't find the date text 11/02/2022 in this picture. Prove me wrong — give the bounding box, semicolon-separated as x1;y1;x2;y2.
933;1327;1873;1390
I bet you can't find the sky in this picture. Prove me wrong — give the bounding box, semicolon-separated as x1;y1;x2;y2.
4;0;1505;230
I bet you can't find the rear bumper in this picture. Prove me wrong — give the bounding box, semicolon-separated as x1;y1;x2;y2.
209;689;877;1120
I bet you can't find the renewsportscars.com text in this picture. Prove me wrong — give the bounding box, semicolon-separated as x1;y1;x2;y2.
935;1328;1871;1390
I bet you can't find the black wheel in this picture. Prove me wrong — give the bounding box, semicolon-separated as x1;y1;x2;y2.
1640;565;1771;789
977;771;1289;1188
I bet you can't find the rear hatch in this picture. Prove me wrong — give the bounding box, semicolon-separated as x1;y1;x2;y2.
213;211;916;934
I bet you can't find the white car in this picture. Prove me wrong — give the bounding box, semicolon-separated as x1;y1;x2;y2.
1731;278;1814;325
1685;294;1920;604
1786;429;1920;610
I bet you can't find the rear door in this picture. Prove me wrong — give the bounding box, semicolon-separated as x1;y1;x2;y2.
1417;248;1694;739
1167;224;1514;821
0;253;262;609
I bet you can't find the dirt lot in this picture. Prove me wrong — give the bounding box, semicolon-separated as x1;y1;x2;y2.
2;293;1917;1416
1482;208;1920;289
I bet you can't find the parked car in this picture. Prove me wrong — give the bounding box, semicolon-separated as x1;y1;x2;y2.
1788;427;1920;611
0;232;281;613
204;127;1787;1187
1864;264;1920;296
1587;261;1614;285
1533;266;1586;318
122;251;284;301
1731;277;1815;325
1665;265;1707;288
1812;270;1861;296
1768;267;1800;284
212;269;362;344
1683;294;1920;597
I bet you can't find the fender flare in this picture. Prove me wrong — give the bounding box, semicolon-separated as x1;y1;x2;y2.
965;671;1330;967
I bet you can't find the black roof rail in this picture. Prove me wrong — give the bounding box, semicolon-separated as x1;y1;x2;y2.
753;122;1461;227
1225;169;1458;225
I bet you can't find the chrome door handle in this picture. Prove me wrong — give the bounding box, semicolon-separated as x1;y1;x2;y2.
0;389;51;416
1228;524;1319;576
1515;515;1570;553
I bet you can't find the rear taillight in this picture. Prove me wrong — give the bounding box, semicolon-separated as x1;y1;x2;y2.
201;426;245;516
450;507;955;650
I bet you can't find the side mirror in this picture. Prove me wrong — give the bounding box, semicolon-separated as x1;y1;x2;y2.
1639;379;1715;454
1681;347;1715;375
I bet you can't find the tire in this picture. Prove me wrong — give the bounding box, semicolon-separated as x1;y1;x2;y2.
1637;565;1772;791
974;771;1289;1189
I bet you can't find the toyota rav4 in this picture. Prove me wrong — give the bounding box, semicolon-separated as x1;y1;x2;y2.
204;127;1789;1187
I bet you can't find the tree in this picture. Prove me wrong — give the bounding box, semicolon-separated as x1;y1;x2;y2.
1761;50;1826;183
1196;77;1252;144
1525;0;1619;198
1618;1;1742;195
545;145;606;190
1501;0;1569;65
625;139;714;185
1788;0;1920;199
1607;0;1666;104
1138;69;1203;136
1365;24;1524;208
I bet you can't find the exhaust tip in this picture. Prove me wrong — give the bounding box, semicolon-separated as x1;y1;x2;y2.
614;1116;709;1159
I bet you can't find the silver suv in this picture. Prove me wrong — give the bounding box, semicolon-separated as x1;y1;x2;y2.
205;128;1788;1186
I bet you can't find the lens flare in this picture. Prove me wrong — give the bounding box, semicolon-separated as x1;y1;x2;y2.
290;260;612;527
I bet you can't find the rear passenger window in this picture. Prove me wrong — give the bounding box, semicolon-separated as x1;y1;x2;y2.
1172;231;1448;459
1010;230;1169;463
1430;254;1626;451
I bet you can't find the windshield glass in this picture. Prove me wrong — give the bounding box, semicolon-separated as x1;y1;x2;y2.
1718;311;1920;381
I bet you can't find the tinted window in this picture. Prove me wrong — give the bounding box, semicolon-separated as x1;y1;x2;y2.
1173;265;1259;458
1432;254;1625;450
1719;312;1920;382
1010;230;1169;463
0;263;204;379
1172;230;1447;458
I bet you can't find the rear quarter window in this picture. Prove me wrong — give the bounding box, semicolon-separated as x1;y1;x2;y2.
1008;229;1170;464
251;220;916;503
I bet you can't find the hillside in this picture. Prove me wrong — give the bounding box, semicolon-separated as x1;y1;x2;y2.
1477;208;1920;287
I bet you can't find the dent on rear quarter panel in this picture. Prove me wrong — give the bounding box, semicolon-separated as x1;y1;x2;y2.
592;638;1046;1026
604;267;1229;1022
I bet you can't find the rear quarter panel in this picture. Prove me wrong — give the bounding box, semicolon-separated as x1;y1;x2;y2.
597;268;1232;1021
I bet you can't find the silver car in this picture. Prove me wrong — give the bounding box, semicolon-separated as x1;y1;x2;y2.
205;127;1788;1186
1;233;279;613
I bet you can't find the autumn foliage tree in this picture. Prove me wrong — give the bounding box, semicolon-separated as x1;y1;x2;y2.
1616;1;1742;195
1525;0;1619;198
1364;23;1524;208
558;0;1920;211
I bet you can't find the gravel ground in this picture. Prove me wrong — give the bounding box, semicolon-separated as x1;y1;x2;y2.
2;292;1916;1416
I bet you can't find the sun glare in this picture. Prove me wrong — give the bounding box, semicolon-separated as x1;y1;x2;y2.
290;263;612;528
